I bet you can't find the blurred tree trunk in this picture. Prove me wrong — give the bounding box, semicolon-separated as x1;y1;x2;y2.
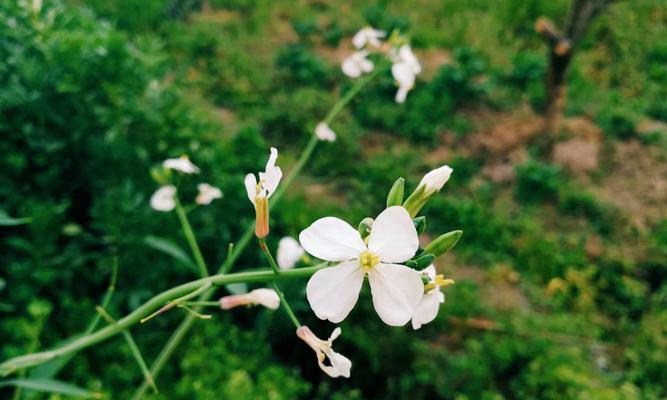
536;0;617;138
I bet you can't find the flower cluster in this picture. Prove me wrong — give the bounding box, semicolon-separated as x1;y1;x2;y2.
150;156;222;212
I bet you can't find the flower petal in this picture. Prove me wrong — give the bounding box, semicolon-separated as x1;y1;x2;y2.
368;263;423;326
306;261;365;323
244;173;257;205
367;206;419;263
320;350;352;378
299;217;366;261
411;290;442;330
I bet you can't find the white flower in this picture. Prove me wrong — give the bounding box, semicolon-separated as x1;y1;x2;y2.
300;206;423;326
163;155;200;174
196;183;222;205
219;288;280;310
352;26;386;49
244;147;283;206
419;165;453;193
314;122;337;142
150;185;176;212
412;265;454;330
391;45;422;103
297;326;351;378
341;51;374;79
277;237;305;269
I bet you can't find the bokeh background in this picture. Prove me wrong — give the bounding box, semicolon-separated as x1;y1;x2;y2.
1;0;666;399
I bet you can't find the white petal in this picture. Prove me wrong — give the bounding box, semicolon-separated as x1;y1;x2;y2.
395;85;410;104
411;290;442;330
368;263;423;326
320;350;352;378
359;58;374;73
196;183;222;205
392;62;416;87
244;174;257;205
342;57;362;78
299;217;366;261
277;236;305;269
306;261;365;323
150;185;176;212
315;122;337;142
399;44;422;74
249;288;281;310
367;206;419;263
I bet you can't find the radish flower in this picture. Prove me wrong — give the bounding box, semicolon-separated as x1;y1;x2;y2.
297;326;351;378
245;147;283;238
419;165;453;193
150;185;176;212
315;122;337;142
300;206;424;326
341;51;374;79
411;265;454;330
163;155;200;174
277;237;305;269
196;183;222;205
219;288;280;310
352;26;386;49
391;45;422;103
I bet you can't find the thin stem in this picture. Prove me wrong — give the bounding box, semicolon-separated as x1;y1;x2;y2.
271;282;301;329
140;282;212;324
96;307;159;394
258;238;280;274
0;264;327;376
131;68;381;399
174;196;208;278
181;301;220;307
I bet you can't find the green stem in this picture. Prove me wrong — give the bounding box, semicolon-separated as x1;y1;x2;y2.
180;301;220;307
258;238;280;274
271;282;301;329
0;264;326;377
130;68;381;399
174;197;208;278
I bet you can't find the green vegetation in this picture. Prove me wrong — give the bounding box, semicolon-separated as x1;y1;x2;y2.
1;0;665;399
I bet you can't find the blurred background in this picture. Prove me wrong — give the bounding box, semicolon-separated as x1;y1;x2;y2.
1;0;666;399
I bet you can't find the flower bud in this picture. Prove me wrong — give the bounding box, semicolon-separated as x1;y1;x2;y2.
357;217;374;240
254;197;269;239
219;288;280;310
386;177;405;207
424;230;462;257
402;165;453;217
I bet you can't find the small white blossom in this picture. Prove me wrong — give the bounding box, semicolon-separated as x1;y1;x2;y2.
341;51;374;79
411;265;452;330
419;165;453;193
277;237;305;269
196;183;222;205
297;326;351;378
300;206;423;326
352;26;386;49
150;185;176;212
163;155;200;174
391;45;422;103
244;147;283;206
219;288;280;310
315;122;337;142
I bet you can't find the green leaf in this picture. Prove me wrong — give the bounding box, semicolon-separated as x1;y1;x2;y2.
144;235;196;272
0;378;101;398
0;210;30;226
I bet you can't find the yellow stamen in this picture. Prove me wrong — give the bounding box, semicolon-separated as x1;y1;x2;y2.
359;251;380;272
424;274;455;293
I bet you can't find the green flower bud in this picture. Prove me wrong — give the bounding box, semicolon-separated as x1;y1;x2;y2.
425;230;462;257
358;217;374;240
386;177;405;208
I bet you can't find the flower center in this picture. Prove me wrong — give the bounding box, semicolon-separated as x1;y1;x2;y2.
359;251;380;272
424;274;455;292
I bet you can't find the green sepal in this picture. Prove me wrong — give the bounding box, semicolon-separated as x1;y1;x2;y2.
412;216;426;235
358;217;374;240
386;177;405;208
